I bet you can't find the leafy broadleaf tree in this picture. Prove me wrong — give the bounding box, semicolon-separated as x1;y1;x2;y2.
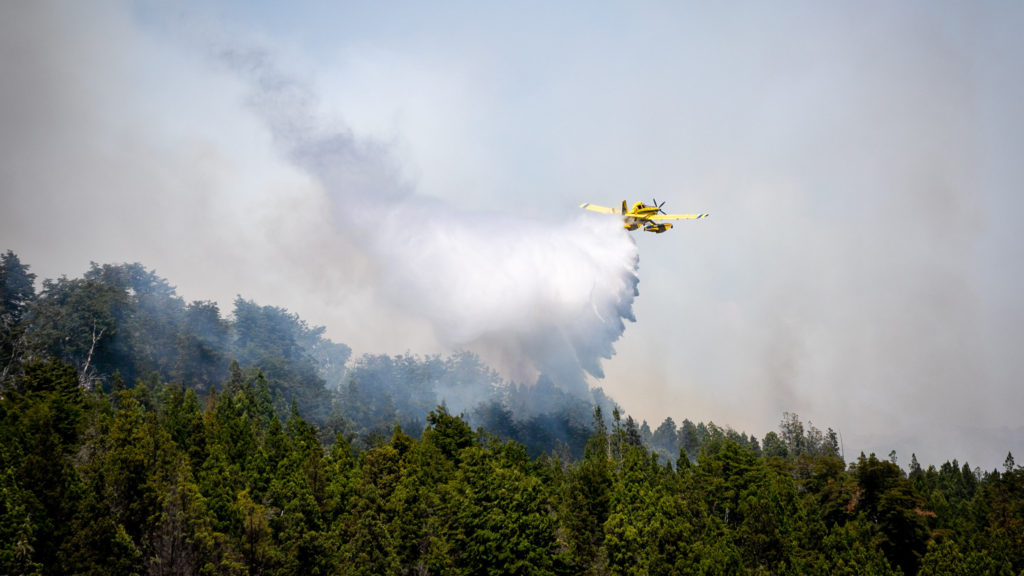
232;298;331;422
29;276;127;389
174;300;230;391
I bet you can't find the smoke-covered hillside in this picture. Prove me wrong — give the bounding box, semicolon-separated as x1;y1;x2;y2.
1;253;630;457
0;251;829;464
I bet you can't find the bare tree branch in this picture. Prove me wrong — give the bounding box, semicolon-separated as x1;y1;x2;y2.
79;321;105;390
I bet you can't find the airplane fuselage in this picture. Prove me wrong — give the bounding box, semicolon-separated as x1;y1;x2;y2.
624;203;673;232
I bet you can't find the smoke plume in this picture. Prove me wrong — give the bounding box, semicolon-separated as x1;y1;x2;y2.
218;46;639;396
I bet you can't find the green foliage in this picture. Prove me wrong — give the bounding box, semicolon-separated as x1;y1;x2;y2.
423;405;475;462
29;275;128;389
854;452;930;574
448;445;561;575
232;297;333;421
20;260;346;424
2;361;1023;576
0;250;36;386
3;252;1024;575
0;450;41;575
561;408;613;572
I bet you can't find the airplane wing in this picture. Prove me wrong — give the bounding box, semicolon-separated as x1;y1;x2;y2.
651;213;709;220
579;202;619;214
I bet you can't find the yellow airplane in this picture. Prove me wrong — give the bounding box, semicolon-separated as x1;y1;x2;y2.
579;199;708;233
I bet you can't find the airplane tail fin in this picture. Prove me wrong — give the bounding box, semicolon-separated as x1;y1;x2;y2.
621;200;627;215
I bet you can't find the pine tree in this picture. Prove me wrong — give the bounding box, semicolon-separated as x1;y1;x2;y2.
0;251;36;386
562;407;613;572
854;453;930;574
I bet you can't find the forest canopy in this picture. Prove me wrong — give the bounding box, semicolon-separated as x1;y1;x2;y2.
1;252;1022;575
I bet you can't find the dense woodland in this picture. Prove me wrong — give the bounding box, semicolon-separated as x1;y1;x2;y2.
1;251;1022;575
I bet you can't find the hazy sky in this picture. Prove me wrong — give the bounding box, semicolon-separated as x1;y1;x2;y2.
2;0;1022;469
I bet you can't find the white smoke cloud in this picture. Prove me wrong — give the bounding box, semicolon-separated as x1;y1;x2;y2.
218;45;640;395
374;204;638;394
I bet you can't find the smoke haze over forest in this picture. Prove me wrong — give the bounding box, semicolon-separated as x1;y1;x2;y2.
216;44;642;396
2;1;1023;469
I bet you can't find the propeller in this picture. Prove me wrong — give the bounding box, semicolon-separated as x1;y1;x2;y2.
652;197;667;215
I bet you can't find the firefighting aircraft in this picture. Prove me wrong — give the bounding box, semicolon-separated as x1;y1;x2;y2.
579;199;709;233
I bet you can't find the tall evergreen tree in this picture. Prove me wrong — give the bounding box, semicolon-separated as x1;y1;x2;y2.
0;251;36;385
